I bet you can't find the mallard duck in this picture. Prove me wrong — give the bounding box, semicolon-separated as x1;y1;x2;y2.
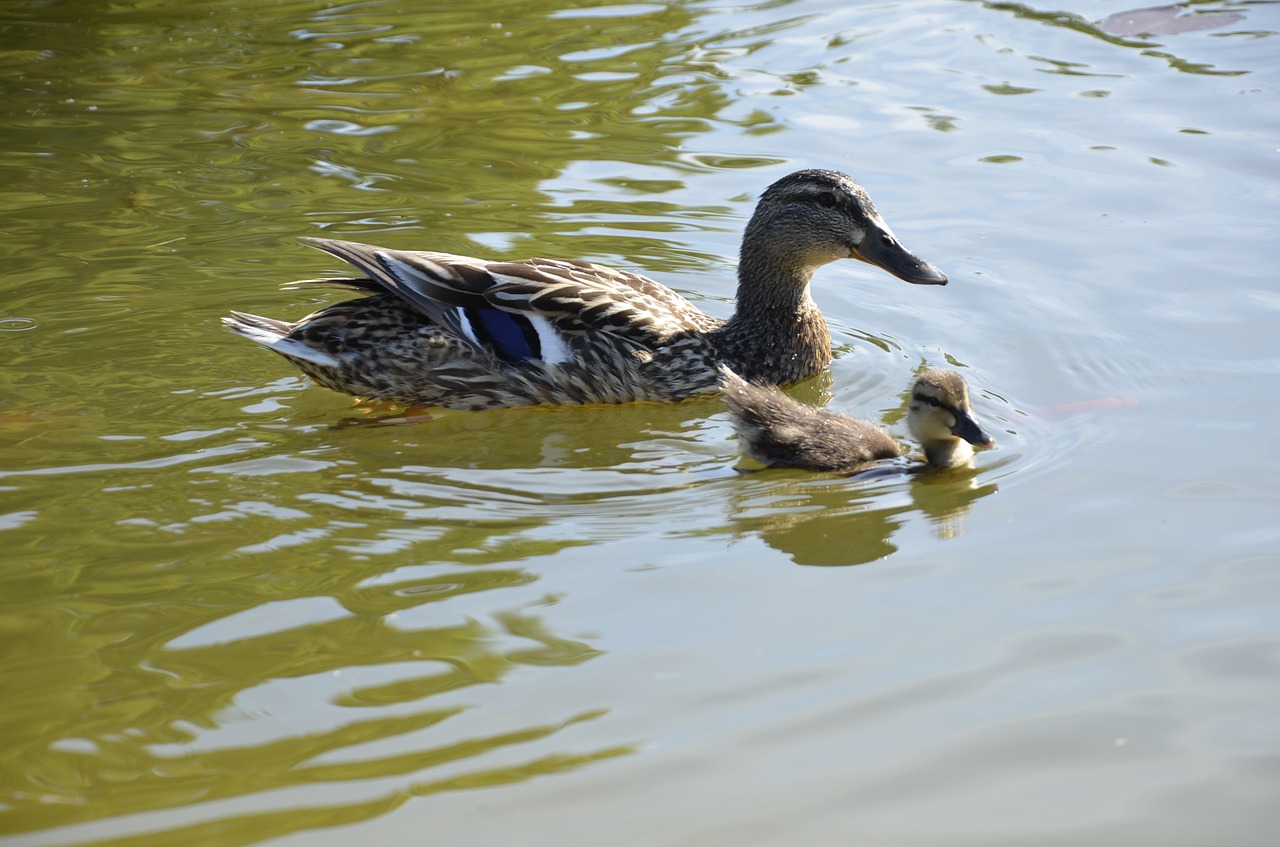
721;366;995;471
224;169;946;410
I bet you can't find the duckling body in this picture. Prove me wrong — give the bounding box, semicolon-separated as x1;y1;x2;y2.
721;367;995;472
224;170;946;410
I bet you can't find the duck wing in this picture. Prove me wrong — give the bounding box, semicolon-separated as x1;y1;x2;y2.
294;237;718;364
482;256;720;341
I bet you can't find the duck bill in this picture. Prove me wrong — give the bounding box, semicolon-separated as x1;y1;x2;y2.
951;409;996;448
852;219;948;285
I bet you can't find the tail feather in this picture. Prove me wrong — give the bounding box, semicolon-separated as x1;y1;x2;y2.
224;310;292;338
223;311;341;368
279;276;382;293
717;363;750;396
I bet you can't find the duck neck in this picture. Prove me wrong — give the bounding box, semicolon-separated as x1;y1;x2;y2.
718;248;832;384
922;438;974;469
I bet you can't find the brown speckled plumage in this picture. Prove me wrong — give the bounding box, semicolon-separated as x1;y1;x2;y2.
224;170;946;410
721;366;995;472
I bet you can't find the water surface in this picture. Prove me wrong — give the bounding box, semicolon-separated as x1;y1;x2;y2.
3;0;1279;845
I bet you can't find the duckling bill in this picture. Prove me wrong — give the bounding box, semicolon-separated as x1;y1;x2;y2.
224;169;947;411
721;367;995;472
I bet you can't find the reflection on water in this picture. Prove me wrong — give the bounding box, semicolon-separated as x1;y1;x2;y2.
973;0;1256;74
1;347;1013;840
3;0;1279;843
4;515;631;842
1100;4;1245;37
325;395;729;472
725;466;999;566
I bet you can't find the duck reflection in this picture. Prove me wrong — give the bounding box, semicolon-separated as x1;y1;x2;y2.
332;393;730;472
725;467;998;566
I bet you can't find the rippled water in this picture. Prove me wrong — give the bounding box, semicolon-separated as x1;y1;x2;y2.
3;0;1279;845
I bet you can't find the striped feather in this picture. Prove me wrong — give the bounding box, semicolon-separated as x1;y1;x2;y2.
297;237;710;360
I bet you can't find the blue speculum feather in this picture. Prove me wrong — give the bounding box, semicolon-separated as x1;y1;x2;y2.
466;308;542;362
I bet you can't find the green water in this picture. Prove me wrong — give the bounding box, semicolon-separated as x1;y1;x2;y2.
3;1;1279;845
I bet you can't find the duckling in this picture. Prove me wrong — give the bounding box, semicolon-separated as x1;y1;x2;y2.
720;366;995;471
224;169;946;410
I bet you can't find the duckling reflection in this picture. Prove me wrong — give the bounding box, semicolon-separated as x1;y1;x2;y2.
720;366;995;473
725;470;998;566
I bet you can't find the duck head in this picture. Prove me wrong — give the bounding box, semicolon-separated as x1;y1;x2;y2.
907;368;996;468
742;169;948;286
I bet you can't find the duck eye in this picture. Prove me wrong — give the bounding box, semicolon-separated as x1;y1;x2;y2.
912;391;940;407
816;191;837;208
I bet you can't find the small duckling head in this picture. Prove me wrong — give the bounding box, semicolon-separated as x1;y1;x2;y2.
741;169;948;287
907;369;996;468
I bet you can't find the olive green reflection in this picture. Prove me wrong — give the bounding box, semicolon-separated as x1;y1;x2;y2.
333;394;727;469
0;0;749;270
3;0;759;836
4;569;622;839
726;467;998;566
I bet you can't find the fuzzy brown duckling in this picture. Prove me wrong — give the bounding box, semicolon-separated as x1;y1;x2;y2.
720;366;995;471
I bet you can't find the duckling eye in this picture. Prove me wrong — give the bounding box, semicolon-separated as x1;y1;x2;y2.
816;190;837;208
912;391;940;408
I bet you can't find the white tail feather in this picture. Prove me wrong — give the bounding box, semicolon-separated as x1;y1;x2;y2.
223;314;342;368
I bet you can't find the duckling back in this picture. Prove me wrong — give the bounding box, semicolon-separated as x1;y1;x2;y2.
719;367;901;471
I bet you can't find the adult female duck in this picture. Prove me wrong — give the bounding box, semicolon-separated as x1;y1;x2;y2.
224;169;946;410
